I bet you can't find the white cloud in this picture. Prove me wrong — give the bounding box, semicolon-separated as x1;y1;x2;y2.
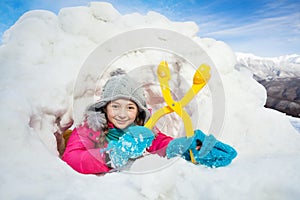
197;10;300;56
1;0;299;56
205;13;298;37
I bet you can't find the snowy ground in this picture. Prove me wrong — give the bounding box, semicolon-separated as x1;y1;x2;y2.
1;2;300;199
289;117;300;133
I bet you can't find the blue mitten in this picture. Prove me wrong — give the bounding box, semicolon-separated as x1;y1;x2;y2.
166;129;237;168
194;137;237;167
166;129;207;160
166;136;194;159
105;126;155;168
126;126;155;156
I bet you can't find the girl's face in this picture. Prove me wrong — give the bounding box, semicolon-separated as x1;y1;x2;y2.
106;98;138;130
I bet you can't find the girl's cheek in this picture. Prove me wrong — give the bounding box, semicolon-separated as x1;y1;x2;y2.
129;111;137;117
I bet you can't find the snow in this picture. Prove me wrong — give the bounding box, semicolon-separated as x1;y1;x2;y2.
0;2;300;199
289;116;300;133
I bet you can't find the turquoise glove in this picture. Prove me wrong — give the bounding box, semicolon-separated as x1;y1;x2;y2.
104;126;155;168
166;129;237;168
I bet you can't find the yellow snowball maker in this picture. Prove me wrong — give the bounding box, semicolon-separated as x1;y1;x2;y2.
144;61;211;163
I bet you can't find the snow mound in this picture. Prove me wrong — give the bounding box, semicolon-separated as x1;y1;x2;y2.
1;2;300;199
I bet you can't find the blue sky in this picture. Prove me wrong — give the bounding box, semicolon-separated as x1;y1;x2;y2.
1;0;299;57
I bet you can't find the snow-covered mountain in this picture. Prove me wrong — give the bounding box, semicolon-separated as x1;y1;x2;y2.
236;52;300;80
236;52;300;118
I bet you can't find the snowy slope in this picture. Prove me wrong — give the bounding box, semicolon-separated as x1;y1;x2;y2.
1;2;300;199
236;52;300;79
236;52;300;118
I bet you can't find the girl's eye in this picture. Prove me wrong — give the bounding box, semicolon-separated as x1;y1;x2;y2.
111;104;119;109
128;106;136;110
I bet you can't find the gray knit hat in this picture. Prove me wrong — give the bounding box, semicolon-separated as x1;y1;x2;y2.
86;68;150;131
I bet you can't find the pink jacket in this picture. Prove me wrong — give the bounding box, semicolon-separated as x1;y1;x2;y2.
62;123;173;174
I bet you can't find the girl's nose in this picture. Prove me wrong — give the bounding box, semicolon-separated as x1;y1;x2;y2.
118;108;127;118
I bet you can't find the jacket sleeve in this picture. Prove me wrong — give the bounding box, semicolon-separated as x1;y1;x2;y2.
62;127;111;174
147;129;173;157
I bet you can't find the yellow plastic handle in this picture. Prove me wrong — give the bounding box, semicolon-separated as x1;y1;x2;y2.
144;61;211;164
180;64;210;107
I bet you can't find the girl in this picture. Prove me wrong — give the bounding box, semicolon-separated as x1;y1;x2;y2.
62;69;237;174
